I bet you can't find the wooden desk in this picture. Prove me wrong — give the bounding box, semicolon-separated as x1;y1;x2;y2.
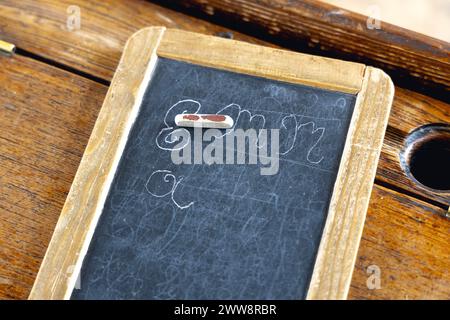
0;0;448;299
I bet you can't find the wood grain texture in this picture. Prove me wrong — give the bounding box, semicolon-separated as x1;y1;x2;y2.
349;185;450;300
0;0;448;300
162;0;450;91
158;29;365;93
378;88;450;206
308;67;394;299
0;0;268;81
28;27;166;300
0;0;447;205
0;54;106;299
0;47;446;300
28;29;392;299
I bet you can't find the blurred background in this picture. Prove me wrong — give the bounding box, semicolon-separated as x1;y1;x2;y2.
322;0;450;42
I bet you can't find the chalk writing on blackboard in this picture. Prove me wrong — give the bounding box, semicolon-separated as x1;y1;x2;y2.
145;170;194;210
72;57;357;300
155;99;329;162
146;97;334;209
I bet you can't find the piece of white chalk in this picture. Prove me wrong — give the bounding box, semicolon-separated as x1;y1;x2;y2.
175;114;234;129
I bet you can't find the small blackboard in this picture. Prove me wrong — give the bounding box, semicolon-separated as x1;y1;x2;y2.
73;57;356;299
30;27;394;300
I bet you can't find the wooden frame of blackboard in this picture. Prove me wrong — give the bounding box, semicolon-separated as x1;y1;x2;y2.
29;27;394;300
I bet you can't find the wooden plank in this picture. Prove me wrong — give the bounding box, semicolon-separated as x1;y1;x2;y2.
1;0;447;205
378;88;450;205
0;54;106;299
162;0;450;92
158;28;365;94
308;67;394;299
0;0;269;81
349;185;450;300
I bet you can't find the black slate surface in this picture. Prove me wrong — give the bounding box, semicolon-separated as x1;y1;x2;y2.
72;57;356;300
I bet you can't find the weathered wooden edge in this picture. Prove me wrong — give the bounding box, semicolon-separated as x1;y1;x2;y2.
163;0;449;90
28;26;167;300
157;29;365;94
307;67;395;299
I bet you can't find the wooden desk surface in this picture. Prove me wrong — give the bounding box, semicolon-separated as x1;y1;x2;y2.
0;0;448;299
